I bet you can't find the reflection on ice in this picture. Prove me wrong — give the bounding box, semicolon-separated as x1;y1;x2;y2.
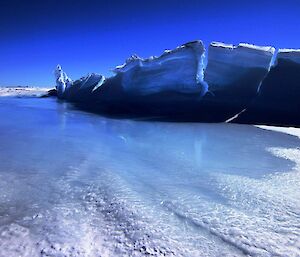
0;97;299;256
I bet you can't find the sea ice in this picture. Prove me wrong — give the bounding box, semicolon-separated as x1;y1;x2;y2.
0;97;299;256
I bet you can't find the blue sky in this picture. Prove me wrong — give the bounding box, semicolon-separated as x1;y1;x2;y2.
1;0;300;86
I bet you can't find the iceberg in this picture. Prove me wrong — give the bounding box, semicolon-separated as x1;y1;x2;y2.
235;49;300;126
55;41;209;119
53;40;299;126
202;42;275;121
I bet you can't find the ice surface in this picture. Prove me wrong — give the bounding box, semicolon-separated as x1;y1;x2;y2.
0;97;299;256
256;125;300;139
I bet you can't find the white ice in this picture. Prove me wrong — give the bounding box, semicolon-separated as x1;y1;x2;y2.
256;125;300;139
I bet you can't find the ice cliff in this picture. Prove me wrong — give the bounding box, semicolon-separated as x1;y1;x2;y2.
205;42;275;92
201;42;275;121
236;49;300;126
113;41;208;96
54;41;300;126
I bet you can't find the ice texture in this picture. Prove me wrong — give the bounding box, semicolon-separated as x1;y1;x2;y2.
195;42;274;122
0;97;300;256
204;42;274;101
54;65;105;101
66;73;105;101
205;42;274;88
113;41;208;96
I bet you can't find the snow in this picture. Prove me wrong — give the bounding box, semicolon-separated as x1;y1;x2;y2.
210;42;275;54
0;97;300;256
113;41;208;96
278;48;300;53
210;41;234;49
238;43;275;54
0;87;50;97
256;125;300;139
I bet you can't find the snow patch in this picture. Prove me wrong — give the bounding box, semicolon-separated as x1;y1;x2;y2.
256;125;300;139
210;42;275;54
0;87;50;98
238;43;275;54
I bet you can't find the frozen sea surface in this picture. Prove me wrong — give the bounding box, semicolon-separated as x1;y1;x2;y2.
0;97;299;257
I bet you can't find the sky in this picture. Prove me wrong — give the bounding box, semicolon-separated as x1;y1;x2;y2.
1;0;300;86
